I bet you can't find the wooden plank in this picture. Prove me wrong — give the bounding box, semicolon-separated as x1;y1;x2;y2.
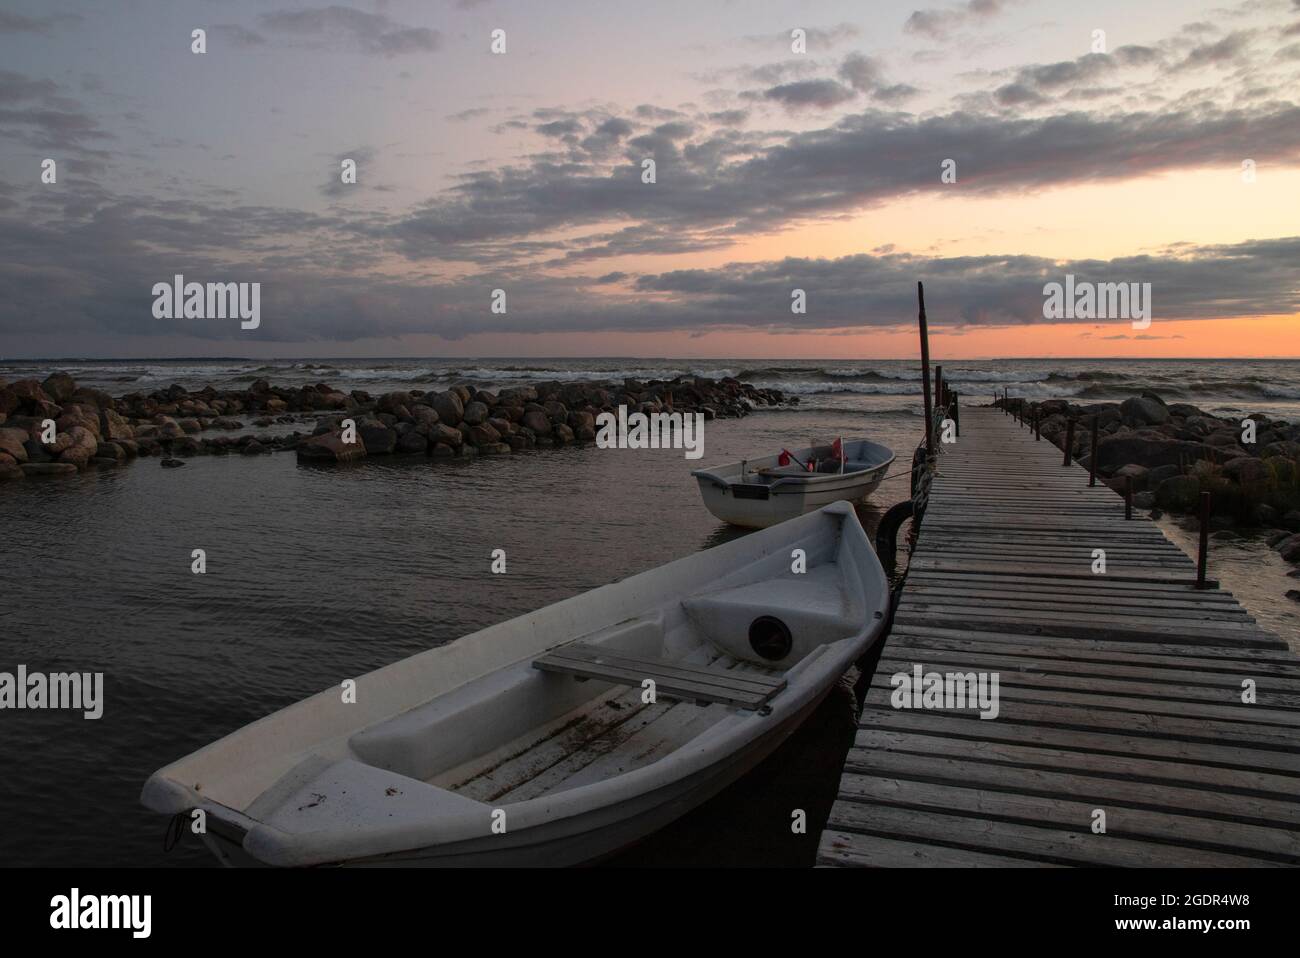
533;644;785;710
835;775;1300;861
825;799;1279;867
856;727;1300;797
816;830;1059;868
859;709;1300;774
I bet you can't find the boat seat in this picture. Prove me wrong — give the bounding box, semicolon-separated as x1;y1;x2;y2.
532;643;786;711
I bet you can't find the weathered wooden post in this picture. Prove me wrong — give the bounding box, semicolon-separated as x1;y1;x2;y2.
917;282;934;458
934;365;944;417
952;391;960;437
1088;415;1099;487
1196;492;1211;589
1125;475;1133;520
1062;418;1075;466
1034;408;1040;441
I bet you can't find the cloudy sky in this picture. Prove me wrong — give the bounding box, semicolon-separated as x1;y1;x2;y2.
1;0;1298;359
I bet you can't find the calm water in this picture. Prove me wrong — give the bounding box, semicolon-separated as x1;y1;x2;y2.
1;357;1297;867
0;398;919;867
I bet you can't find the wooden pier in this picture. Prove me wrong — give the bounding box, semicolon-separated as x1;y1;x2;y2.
817;405;1300;867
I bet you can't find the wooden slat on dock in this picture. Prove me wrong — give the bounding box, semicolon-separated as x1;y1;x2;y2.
817;406;1299;868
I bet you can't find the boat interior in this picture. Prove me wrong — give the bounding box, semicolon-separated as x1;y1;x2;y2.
236;533;873;843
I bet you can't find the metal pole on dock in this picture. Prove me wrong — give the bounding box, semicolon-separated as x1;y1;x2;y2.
917;282;934;458
952;392;960;436
1196;492;1211;589
1034;408;1040;441
1088;415;1099;487
1125;475;1133;520
1062;418;1074;467
935;365;944;416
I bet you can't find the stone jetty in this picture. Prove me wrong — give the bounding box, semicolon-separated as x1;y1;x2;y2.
0;371;792;481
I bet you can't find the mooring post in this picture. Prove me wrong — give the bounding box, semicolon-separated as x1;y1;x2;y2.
952;391;960;436
1034;408;1040;440
1196;491;1211;589
1062;418;1074;466
1125;475;1133;520
934;365;944;417
1089;415;1099;487
917;282;934;458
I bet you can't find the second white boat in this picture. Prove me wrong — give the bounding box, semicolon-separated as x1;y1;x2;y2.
692;437;895;528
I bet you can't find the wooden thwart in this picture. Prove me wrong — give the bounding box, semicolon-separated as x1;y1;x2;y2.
533;642;786;711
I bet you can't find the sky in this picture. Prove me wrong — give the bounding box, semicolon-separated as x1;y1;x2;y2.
0;0;1298;360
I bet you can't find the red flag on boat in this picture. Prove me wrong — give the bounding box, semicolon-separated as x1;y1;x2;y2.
778;449;791;466
831;436;844;461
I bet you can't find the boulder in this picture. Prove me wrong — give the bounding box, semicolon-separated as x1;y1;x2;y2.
1095;436;1225;472
100;408;134;440
1146;463;1181;487
522;409;551;435
9;380;50;405
95;441;125;462
411;405;440;431
1154;474;1201;511
427;423;463;448
57;425;99;469
20;461;77;477
1222;456;1268;484
1274;533;1300;563
295;433;367;462
431;390;464;425
396;431;428;455
462;401;490;426
358;420;397;455
59;405;102;439
430;442;455;458
468;422;501;445
0;427;28;463
1120;396;1169;426
377;391;414;414
1112;463;1149;490
1262;440;1300;459
160;458;185;468
22;439;51;463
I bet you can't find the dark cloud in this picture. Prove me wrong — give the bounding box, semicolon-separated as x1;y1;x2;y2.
0;71;114;169
757;79;857;109
256;5;440;57
1172;31;1254;71
373;101;1300;265
210;24;267;48
320;147;376;197
0;11;80;35
904;0;1006;41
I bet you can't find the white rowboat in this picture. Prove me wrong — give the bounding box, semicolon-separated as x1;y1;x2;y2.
692;438;895;528
141;502;890;867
